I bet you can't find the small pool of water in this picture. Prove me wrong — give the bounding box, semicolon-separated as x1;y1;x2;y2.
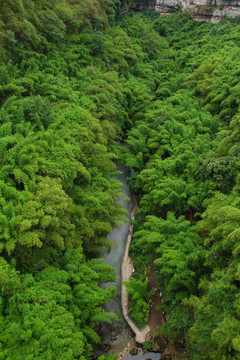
122;349;161;360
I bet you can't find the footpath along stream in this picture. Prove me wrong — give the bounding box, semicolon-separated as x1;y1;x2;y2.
99;166;161;360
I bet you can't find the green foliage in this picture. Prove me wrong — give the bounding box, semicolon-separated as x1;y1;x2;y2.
116;10;240;360
0;1;240;358
161;303;192;343
98;354;118;360
123;277;151;328
0;1;133;357
0;248;117;360
41;10;66;43
132;212;205;315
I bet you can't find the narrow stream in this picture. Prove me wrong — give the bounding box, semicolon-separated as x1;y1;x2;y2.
99;166;161;360
100;166;133;353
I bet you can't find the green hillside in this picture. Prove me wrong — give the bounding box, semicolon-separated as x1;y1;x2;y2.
0;1;239;359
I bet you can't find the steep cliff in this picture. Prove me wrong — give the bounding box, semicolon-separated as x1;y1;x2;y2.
136;0;240;22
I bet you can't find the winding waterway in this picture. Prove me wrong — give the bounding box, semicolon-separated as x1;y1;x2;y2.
100;166;161;360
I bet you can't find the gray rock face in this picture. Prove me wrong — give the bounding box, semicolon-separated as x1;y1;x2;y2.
150;0;240;21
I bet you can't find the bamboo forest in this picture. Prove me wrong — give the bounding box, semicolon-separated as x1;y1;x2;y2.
0;0;240;359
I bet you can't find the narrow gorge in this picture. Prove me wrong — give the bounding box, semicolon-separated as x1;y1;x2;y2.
0;1;240;360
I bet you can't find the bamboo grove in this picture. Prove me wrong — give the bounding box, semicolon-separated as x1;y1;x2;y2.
0;0;239;359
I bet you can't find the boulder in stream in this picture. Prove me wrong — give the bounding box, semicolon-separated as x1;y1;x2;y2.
129;347;139;355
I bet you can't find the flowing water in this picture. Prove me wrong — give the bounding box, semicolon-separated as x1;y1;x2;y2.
99;166;161;359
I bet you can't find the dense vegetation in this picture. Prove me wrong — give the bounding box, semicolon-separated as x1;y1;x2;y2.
0;0;239;359
123;277;152;328
120;12;240;360
0;1;129;359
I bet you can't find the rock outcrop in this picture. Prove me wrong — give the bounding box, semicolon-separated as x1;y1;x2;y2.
135;0;240;22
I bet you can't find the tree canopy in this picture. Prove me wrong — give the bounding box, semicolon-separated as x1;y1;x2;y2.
0;0;240;358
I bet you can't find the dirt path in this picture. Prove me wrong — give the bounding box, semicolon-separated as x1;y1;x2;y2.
147;264;187;359
148;266;165;331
